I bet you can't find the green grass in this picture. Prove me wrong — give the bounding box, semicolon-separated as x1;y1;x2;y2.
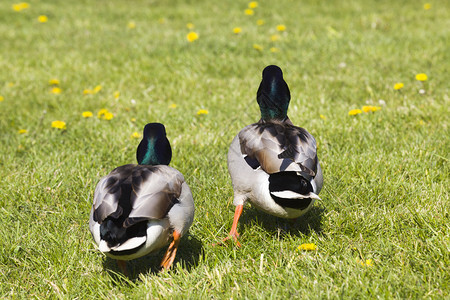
1;0;449;298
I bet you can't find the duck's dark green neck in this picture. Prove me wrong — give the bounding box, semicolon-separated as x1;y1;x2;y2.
257;65;291;122
259;105;288;121
137;138;159;165
136;123;172;165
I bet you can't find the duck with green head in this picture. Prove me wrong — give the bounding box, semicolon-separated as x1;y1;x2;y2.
89;123;195;273
220;65;323;246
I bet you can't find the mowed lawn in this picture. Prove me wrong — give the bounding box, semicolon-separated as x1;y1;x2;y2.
0;0;449;298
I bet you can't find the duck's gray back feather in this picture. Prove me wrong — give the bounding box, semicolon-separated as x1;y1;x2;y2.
93;164;185;228
238;118;319;179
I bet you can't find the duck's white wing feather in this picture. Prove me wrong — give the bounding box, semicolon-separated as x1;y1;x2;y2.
238;119;319;178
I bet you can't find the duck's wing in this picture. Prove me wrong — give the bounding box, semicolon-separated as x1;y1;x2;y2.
92;165;185;227
124;165;185;227
238;120;319;179
92;164;135;224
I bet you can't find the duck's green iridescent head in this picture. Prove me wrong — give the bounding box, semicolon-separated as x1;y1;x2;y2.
256;65;291;121
136;123;172;165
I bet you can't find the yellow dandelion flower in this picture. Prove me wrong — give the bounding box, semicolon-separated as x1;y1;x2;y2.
357;258;374;267
83;89;93;95
94;85;102;93
38;15;48;23
186;22;194;29
8;82;15;87
362;106;381;113
158;18;166;24
114;91;120;99
320;114;327;120
270;47;279;53
51;120;67;130
271;34;280;41
424;3;431;10
276;24;286;31
256;19;265;26
248;1;258;9
131;118;136;122
169;103;177;109
51;87;62;94
0;96;4;102
197;109;209;115
49;79;60;85
97;108;109;118
131;132;141;139
233;27;242;34
253;44;263;51
186;31;199;42
348;109;362;116
12;3;30;12
127;21;136;29
97;109;114;120
82;111;93;118
103;112;114;120
394;83;404;90
18;129;28;134
416;73;428;81
419;120;425;126
245;9;254;15
298;243;317;251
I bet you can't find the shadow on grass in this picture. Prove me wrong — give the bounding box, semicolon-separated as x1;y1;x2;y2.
102;233;203;282
239;205;325;239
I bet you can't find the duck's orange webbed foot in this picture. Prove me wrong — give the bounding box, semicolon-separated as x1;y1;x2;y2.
160;230;181;270
214;204;243;247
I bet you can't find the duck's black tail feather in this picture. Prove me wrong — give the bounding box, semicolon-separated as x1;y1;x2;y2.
100;217;147;248
268;171;313;209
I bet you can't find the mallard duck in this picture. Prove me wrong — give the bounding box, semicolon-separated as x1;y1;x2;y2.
221;65;323;246
89;123;195;273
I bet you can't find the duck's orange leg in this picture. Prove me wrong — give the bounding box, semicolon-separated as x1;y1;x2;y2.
160;230;181;270
216;204;243;247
